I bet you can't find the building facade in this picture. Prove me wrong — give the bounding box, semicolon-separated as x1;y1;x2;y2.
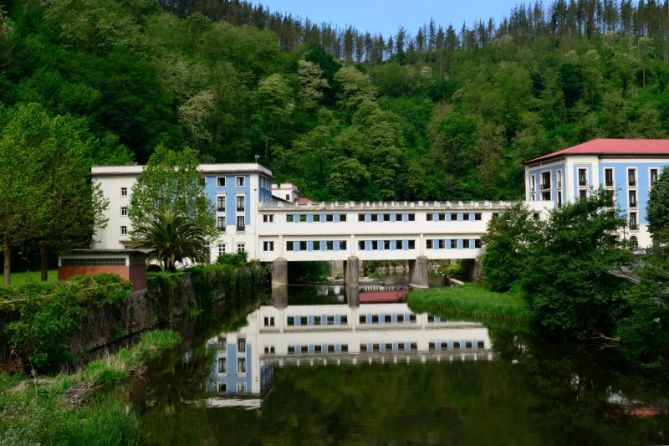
525;139;669;248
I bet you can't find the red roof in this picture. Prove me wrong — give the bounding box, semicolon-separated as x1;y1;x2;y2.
527;139;669;164
296;197;313;205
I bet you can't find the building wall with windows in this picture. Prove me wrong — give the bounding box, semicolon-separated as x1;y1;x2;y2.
92;164;275;262
525;139;669;249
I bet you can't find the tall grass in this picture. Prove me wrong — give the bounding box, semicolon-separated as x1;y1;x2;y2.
0;329;181;445
408;284;531;325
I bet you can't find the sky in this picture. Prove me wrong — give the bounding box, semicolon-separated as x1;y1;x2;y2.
256;1;524;36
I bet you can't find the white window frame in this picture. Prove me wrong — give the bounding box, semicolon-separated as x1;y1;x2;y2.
120;187;128;197
263;214;274;223
217;243;226;256
263;241;274;252
216;194;226;212
603;168;614;188
217;176;226;187
236;194;246;212
540;170;551;201
236;176;245;187
236;243;246;253
121;206;127;216
627;167;637;187
217;216;226;232
649;167;660;188
120;225;128;235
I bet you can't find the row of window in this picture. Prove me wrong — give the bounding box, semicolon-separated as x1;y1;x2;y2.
216;195;246;213
428;340;486;350
216;176;246;187
285;315;349;326
287;214;347;222
217;357;246;374
285;240;348;252
217;216;246;232
360;314;417;324
426;213;482;221
530;167;661;202
216;242;246;255
426;239;482;249
287;344;348;354
216;382;247;394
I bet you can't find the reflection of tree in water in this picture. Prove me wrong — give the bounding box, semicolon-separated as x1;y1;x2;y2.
139;308;669;446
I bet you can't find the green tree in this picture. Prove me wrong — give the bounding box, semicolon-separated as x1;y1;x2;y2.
129;146;216;242
522;191;631;339
481;204;539;292
647;167;669;243
131;210;209;271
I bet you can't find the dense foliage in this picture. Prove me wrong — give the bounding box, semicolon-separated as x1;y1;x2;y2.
0;274;132;373
481;191;632;339
1;0;669;209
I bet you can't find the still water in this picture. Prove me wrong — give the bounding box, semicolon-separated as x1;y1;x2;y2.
137;290;669;445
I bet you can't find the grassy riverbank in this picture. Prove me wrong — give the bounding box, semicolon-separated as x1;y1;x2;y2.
408;284;530;325
0;329;181;445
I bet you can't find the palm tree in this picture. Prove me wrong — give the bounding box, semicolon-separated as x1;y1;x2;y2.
131;210;210;271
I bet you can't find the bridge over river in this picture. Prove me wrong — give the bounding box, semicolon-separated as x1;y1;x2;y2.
256;200;552;306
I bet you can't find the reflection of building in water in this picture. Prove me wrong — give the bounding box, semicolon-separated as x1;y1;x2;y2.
206;303;492;398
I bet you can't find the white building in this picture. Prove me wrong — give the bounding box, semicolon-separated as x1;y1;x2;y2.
525;139;669;248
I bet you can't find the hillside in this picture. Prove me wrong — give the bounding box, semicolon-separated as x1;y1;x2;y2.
1;0;668;201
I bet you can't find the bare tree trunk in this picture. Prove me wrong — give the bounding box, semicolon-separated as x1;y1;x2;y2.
3;241;10;286
40;244;48;282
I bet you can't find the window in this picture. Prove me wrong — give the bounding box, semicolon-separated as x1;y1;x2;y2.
541;171;551;190
463;239;471;249
299;241;307;251
426;240;434;249
578;168;587;187
287;316;295;326
299;214;307;222
339;214;347;222
237;358;246;374
120;206;127;216
370;214;378;222
263;214;274;223
218;357;227;373
217;177;226;187
340;240;347;250
530;175;536;193
121;187;128;197
287;241;295;251
359;240;365;250
325;240;334;250
604;168;614;187
557;170;563;189
438;213;446;221
285;194;290;201
236;243;245;253
217;216;226;232
475;239;482;248
263;316;275;327
450;239;457;249
236;195;245;212
218;383;227;393
627;168;636;187
263;241;274;252
628;190;637;208
236;216;245;232
408;240;416;250
287;214;294;222
462;213;470;221
371;241;378;250
474;213;481;221
236;176;245;187
237;338;246;351
313;214;321;222
217;195;225;212
326;214;334;222
629;212;638;229
407;213;415;221
630;236;638;250
384;240;391;250
650;168;659;187
121;226;128;235
427;214;434;221
264;346;275;354
358;214;365;222
341;315;348;324
217;243;226;256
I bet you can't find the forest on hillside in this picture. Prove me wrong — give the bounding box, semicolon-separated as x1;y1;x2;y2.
1;0;669;201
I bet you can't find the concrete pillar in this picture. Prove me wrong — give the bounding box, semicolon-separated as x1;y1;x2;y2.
409;255;429;289
272;258;288;308
345;256;360;307
344;256;360;288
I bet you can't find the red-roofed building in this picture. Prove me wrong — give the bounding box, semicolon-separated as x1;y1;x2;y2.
525;139;669;248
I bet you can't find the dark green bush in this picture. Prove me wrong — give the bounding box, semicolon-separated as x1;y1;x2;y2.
3;274;132;373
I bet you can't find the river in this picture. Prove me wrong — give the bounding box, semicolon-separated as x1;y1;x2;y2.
135;283;669;445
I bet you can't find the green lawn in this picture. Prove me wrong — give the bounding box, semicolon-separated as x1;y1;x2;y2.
408;283;530;324
6;269;57;286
